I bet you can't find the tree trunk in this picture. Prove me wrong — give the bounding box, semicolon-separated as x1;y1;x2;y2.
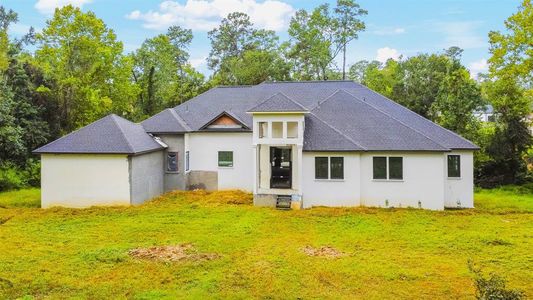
342;43;346;80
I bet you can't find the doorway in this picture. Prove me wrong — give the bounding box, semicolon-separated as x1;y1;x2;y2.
270;147;292;189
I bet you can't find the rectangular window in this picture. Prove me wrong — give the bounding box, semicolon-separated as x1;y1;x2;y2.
272;122;283;138
330;157;344;179
448;155;461;178
167;152;178;172
388;157;403;180
218;151;233;167
185;151;190;171
258;122;267;138
373;157;387;179
287;122;298;138
315;157;329;179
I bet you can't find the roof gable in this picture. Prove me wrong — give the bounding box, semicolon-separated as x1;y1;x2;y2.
34;114;164;155
248;92;308;113
199;111;249;130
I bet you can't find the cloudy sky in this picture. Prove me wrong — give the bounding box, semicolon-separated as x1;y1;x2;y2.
3;0;521;77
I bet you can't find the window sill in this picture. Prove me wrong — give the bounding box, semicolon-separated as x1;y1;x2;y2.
372;179;404;182
218;166;234;169
447;177;462;180
314;179;345;182
166;171;180;174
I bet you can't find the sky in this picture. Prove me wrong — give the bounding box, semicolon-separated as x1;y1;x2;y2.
2;0;522;78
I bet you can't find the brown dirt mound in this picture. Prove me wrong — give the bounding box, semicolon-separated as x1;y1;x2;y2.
301;245;346;259
128;244;220;262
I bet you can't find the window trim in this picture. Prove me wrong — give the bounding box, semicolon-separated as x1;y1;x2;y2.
218;151;234;168
372;156;404;181
185;151;190;172
314;156;345;181
447;154;461;178
166;151;179;173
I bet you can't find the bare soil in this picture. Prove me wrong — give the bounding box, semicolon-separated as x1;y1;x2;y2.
301;245;346;259
128;244;220;262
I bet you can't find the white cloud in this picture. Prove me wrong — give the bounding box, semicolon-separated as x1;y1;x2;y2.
126;0;295;31
189;56;207;68
468;58;489;79
35;0;93;14
373;27;405;35
375;47;401;63
434;21;486;49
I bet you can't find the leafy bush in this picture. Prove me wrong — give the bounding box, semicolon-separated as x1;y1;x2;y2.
0;160;41;192
468;261;524;300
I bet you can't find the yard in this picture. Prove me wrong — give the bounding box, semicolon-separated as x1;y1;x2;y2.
0;188;531;299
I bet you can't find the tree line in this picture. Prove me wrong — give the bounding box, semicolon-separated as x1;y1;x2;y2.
0;0;531;191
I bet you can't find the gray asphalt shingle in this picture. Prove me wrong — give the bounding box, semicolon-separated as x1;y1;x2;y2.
33;114;165;154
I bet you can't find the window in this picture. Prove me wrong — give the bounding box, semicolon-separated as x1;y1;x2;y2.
258;122;267;138
287;122;298;138
373;157;387;179
330;157;344;179
373;156;403;180
167;152;178;172
315;156;344;180
272;122;283;138
185;151;190;171
448;155;461;178
218;151;233;167
315;157;329;179
388;157;403;180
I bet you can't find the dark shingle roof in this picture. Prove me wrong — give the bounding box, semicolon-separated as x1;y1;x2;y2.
248;92;308;112
34;114;165;155
138;80;478;151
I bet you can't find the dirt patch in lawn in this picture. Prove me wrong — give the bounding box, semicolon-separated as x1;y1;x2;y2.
128;244;220;262
301;245;346;259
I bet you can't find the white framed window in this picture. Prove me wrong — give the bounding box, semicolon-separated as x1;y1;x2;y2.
315;156;344;180
218;151;233;167
185;151;190;171
373;156;403;180
447;155;460;178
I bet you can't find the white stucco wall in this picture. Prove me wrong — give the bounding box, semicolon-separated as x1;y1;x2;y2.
187;132;253;191
444;151;474;208
360;152;445;210
130;151;165;205
302;152;361;208
41;154;130;208
157;134;186;191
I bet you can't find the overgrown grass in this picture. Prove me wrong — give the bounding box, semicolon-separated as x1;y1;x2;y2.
0;188;40;208
0;188;531;299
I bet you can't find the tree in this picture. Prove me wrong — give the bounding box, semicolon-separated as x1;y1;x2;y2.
132;26;204;118
478;0;533;185
287;0;366;80
207;12;286;85
34;5;139;132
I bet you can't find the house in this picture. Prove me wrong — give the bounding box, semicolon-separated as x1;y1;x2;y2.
34;81;478;210
474;104;495;122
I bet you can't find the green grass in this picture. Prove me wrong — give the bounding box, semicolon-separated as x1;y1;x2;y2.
0;188;40;208
0;189;531;299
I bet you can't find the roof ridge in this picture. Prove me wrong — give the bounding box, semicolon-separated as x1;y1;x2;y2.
308;111;367;151
360;87;478;148
341;89;449;150
247;91;308;112
276;91;307;110
110;114;136;153
261;80;355;84
169;108;191;131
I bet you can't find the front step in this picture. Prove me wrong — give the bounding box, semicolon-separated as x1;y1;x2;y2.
276;195;292;210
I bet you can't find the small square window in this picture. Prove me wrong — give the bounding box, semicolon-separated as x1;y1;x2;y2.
218;151;233;167
167;152;178;172
448;155;461;178
315;157;328;179
373;157;387;179
330;157;344;179
388;157;403;180
287;122;298;138
272;122;283;138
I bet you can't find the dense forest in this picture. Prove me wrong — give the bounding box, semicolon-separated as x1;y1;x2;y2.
0;0;531;191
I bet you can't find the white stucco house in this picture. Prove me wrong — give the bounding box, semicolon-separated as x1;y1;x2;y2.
34;81;478;210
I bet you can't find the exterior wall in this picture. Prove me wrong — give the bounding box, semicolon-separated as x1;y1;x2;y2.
302;152;361;208
157;134;186;191
360;152;445;210
186;132;253;191
444;151;474;208
130;150;165;205
41;154;130;208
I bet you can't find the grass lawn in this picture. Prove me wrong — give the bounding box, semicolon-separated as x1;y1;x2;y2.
0;189;531;299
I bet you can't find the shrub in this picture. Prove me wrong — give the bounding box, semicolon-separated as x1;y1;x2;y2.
468;261;524;300
0;162;27;191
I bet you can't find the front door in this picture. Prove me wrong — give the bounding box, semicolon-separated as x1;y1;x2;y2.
270;147;292;189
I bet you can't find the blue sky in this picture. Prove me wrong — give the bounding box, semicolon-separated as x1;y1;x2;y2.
3;0;521;77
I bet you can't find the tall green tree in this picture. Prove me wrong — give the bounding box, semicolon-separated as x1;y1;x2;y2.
35;5;139;132
132;26;204;118
478;0;533;185
207;12;287;85
287;0;366;80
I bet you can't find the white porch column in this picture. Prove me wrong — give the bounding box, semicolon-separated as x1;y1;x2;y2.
297;145;303;195
252;145;258;194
